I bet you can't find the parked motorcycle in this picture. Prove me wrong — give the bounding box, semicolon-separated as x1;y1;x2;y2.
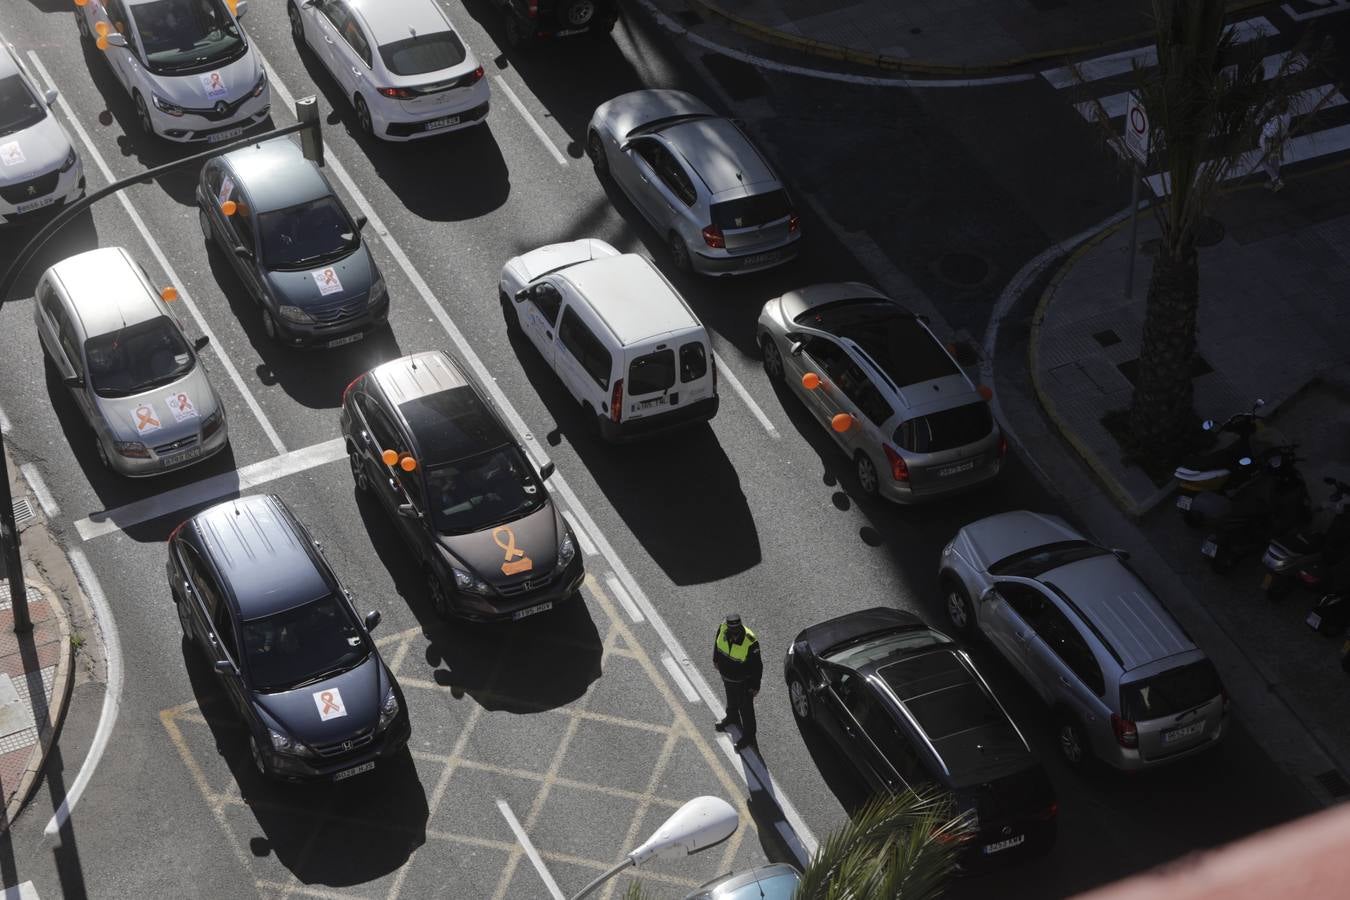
1261;477;1350;599
1174;400;1281;517
1197;447;1310;573
1304;563;1350;637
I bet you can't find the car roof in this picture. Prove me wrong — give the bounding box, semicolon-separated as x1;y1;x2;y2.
685;863;801;899
191;495;333;620
222;139;330;213
349;0;451;46
560;254;700;345
48;247;160;338
371;351;511;464
1041;556;1195;672
663;118;775;195
803;298;961;390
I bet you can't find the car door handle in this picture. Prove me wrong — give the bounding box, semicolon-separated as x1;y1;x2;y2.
324;35;334;44
639;175;649;184
352;67;362;77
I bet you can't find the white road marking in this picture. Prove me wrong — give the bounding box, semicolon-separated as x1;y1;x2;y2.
1283;0;1350;21
258;52;820;865
495;799;565;900
18;463;59;518
1;882;40;900
1041;16;1277;87
562;510;598;557
74;438;345;540
27;52;287;457
493;76;568;166
1145;121;1350;194
605;573;643;623
48;550;122;837
0;402;9;434
712;351;779;438
660;651;700;703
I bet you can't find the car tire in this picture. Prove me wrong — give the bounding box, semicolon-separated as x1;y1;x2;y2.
668;232;691;273
426;566;452;619
288;2;305;45
198;206;215;247
261;308;281;343
133;92;155;137
586;130;609;178
1056;713;1092;769
95;439;113;471
855;452;879;496
787;673;812;723
249;734;268;776
943;579;977;638
348;446;370;493
561;0;597;27
760;335;784;382
354;94;374;136
500;290;522;335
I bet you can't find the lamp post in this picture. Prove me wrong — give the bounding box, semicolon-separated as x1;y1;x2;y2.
569;796;739;900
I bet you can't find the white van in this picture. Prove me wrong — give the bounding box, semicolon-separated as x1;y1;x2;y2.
500;240;719;441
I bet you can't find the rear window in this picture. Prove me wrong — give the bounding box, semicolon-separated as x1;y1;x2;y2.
1121;660;1222;721
378;31;467;76
628;349;676;395
710;189;791;229
679;342;707;383
894;401;993;454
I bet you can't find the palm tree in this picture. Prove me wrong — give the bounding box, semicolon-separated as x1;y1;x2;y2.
1124;0;1312;467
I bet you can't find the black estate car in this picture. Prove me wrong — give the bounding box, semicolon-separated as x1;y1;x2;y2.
339;350;584;621
785;607;1057;869
167;494;409;782
498;0;619;47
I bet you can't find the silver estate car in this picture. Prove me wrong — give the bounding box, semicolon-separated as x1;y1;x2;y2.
757;283;1004;503
586;89;800;276
34;247;227;476
940;511;1230;771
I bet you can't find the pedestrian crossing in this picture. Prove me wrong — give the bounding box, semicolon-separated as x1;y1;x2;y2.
1041;14;1350;195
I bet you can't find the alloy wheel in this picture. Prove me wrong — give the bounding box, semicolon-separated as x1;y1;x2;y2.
788;676;811;721
349;450;369;493
946;588;969;631
856;454;879;495
249;735;267;775
354;95;373;135
761;337;784;381
587;131;608;177
288;3;304;43
565;0;596;26
1059;720;1086;766
668;233;690;272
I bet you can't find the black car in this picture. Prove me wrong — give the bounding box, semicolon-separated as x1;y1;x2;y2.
339;350;584;621
498;0;619;47
166;494;410;782
785;608;1057;869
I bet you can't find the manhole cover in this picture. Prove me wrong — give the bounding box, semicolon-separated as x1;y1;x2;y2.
934;252;990;287
1196;216;1225;247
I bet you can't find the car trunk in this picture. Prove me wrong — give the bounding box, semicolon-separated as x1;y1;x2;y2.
893;401;998;490
711;190;792;252
396;71;481;115
1124;660;1225;761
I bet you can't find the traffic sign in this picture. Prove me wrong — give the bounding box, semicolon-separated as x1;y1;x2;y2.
1125;92;1150;164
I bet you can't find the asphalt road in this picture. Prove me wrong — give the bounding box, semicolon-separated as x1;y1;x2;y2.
0;1;1320;898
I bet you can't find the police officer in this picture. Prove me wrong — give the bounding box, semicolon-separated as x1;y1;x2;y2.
713;613;761;751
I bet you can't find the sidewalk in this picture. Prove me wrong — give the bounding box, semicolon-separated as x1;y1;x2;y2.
1025;183;1350;801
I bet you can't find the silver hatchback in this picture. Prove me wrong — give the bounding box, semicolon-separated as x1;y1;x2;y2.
757;283;1003;503
586;89;800;276
940;511;1229;771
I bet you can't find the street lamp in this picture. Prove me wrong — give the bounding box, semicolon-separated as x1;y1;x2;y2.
569;796;739;900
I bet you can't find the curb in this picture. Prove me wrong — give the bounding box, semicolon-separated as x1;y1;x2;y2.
2;579;74;831
685;0;1274;77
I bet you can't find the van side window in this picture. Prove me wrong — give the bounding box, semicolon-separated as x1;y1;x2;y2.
528;283;563;326
679;342;707;383
558;308;611;389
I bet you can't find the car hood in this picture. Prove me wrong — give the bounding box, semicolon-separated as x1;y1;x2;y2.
147;50;261;108
253;654;386;745
94;364;220;446
774;282;890;328
794;606;923;655
263;245;373;309
438;502;560;588
0;113;72;184
510;239;619;284
599;89;716;140
957;511;1081;572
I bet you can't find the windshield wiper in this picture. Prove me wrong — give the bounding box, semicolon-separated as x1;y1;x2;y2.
284;661;357;691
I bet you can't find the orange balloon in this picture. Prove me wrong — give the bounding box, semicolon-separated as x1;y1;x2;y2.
831;413;853;433
160;286;178;302
220;199;237;216
75;0;88;6
802;372;821;391
381;449;398;466
95;34;108;50
399;455;417;472
95;20;109;36
977;384;994;401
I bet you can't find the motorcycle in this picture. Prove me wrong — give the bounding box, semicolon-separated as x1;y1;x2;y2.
1305;564;1350;637
1197;447;1310;573
1261;477;1350;599
1174;399;1281;510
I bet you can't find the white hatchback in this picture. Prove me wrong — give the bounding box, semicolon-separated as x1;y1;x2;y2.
287;0;490;141
0;36;84;225
77;0;269;144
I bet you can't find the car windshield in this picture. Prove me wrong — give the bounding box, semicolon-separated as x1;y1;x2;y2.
988;540;1109;578
0;74;46;138
84;316;194;399
240;594;369;693
426;446;546;535
258;196;358;269
133;0;245;73
1121;660;1222;722
822;628;950;669
378;31;467;76
717;872;800;900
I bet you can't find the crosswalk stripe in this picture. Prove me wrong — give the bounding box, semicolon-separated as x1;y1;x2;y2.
1145;121;1350;194
1076;82;1345;124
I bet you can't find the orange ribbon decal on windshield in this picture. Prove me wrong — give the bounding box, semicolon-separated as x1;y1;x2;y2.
493;526;533;576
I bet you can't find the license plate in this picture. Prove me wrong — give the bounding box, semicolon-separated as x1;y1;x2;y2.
206;127;245;144
1201;540;1218;558
554;27;588;36
333;760;375;781
1176;494;1193;510
1307;611;1323;630
1162;720;1205;744
741;252;779;268
161;446;203;467
326;332;365;349
424;115;462;131
16;196;55;214
938;460;977;478
982;835;1024;855
637;396;665;409
512;601;553;621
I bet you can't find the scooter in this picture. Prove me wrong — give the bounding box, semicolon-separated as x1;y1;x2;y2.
1174;400;1281;511
1198;448;1310;573
1261;477;1350;599
1304;560;1350;636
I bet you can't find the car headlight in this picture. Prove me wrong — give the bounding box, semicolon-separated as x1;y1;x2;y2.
112;440;150;459
276;304;314;324
269;727;315;758
377;687;400;732
369;273;386;303
557;531;576;568
200;408;224;439
452;566;493;596
251;68;267;98
60;146;78;172
151;92;184;117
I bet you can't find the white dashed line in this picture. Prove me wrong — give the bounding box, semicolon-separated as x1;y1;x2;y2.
26;51;287;457
604;573;644;623
660;651;700;703
495;799;565;900
562;510;599;557
493;76;569;166
0;403;10;434
18;463;58;518
712;351;779;439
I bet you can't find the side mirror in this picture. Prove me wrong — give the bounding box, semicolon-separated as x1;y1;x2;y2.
193;335;210;351
514;287;531;303
1238;456;1253;467
1253;398;1266;409
980;586;998;604
354;214;368;231
617;140;631;153
62;374;84;388
787;341;804;357
213;659;234;674
539;461;556;481
234;0;249;16
396;503;420;520
1201;419;1214;432
44;88;58;107
105;33;128;48
364;610;381;632
234;246;254;262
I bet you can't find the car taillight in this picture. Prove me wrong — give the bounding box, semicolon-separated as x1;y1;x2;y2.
1111;713;1138;748
468;66;484;84
377;86;415;99
1038;801;1059;820
527;0;538;17
702;225;725;249
610;379;623;423
342;374;362;404
882;444;909;482
998;433;1008;458
788;211;800;233
167;519;188;544
1299;569;1322;585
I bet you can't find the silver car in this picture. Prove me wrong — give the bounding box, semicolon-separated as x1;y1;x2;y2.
940;511;1230;771
757;283;1004;503
586;89;800;276
684;864;801;900
34;247;227;476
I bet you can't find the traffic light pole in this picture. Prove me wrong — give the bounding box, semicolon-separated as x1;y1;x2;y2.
0;99;322;633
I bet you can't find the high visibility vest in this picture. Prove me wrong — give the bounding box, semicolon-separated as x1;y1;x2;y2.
716;623;758;662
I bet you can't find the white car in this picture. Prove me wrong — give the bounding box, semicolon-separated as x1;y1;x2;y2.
287;0;490;141
77;0;269;144
0;36;83;225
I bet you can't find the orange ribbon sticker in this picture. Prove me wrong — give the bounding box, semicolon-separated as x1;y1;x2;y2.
133;404;162;434
493;526;533;576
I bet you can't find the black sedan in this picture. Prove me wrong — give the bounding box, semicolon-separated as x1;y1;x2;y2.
785;607;1057;869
